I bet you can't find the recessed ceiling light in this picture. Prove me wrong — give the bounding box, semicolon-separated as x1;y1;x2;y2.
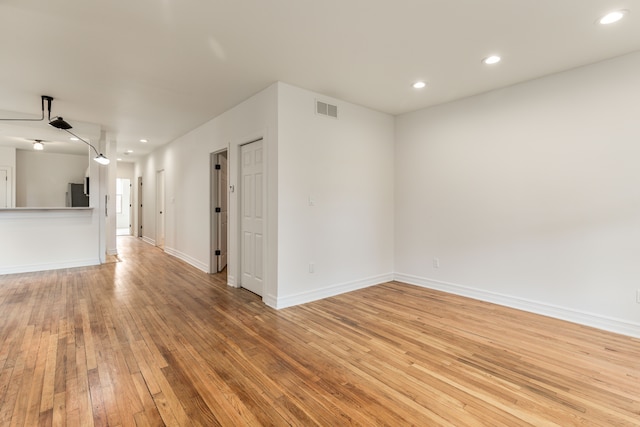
599;10;628;25
126;149;134;153
69;137;79;141
117;158;122;161
483;55;501;65
412;81;427;89
140;139;148;143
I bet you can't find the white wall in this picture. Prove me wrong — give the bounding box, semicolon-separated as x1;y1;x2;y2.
395;51;640;336
275;83;395;307
16;149;88;207
105;136;118;256
0;209;100;274
134;82;395;309
117;161;135;181
134;83;278;300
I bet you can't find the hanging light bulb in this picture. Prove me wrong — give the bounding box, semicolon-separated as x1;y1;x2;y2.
94;154;110;165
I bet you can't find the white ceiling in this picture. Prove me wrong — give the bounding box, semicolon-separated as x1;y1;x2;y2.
0;0;638;161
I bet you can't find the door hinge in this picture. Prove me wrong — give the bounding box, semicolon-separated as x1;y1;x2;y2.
215;164;221;170
215;207;221;213
215;250;221;256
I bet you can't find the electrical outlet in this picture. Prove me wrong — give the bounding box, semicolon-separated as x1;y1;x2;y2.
309;263;315;273
433;257;440;268
636;289;640;304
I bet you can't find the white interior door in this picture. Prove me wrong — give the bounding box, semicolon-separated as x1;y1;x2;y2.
217;153;228;271
240;140;264;295
156;170;165;249
0;168;8;208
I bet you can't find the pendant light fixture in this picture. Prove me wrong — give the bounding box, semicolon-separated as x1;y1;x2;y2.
48;116;72;130
33;140;44;151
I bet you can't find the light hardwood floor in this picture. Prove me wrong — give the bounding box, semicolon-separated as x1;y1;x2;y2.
1;237;639;426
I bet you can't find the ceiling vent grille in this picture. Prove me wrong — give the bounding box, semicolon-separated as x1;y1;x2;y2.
316;100;338;119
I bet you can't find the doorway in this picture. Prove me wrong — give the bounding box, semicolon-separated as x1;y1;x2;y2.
211;150;228;273
156;170;165;249
239;139;264;296
116;178;132;236
0;167;10;208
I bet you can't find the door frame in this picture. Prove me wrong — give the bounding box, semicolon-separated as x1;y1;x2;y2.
0;166;12;208
155;169;165;249
137;176;143;238
210;149;228;274
115;178;132;235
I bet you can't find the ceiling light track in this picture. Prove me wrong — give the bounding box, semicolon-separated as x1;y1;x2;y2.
0;95;53;122
0;95;110;165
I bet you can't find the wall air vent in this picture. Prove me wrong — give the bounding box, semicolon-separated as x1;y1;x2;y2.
316;100;338;119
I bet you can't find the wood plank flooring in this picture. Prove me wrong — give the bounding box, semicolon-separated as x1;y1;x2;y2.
1;236;639;426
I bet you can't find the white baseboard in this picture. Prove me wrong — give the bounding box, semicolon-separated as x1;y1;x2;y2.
394;273;640;339
0;258;101;275
263;293;278;308
227;275;238;288
141;236;155;246
274;273;394;309
164;247;208;273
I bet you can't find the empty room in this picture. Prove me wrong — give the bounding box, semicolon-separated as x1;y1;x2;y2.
1;1;639;425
